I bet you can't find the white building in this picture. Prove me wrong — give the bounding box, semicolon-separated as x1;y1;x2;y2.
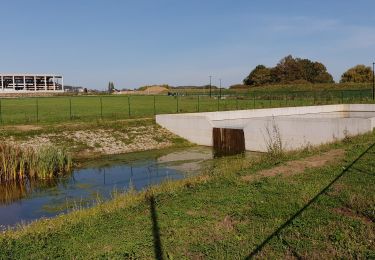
0;74;63;92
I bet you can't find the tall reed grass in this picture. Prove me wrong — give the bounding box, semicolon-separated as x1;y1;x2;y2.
0;143;72;183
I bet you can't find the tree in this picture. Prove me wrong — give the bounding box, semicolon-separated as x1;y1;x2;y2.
108;81;115;93
340;65;373;83
243;55;334;86
243;65;273;85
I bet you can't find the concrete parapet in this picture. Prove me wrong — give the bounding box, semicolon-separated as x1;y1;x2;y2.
156;104;375;152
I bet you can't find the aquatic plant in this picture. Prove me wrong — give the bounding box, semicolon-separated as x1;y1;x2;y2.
0;143;72;183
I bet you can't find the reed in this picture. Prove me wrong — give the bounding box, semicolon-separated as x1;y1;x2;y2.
0;143;72;183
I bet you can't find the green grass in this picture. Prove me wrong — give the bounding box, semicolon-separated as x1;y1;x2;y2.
0;86;374;125
0;131;374;259
0;118;191;161
175;82;373;94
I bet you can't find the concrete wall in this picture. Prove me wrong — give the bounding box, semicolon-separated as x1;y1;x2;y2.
156;104;375;152
156;114;213;146
244;117;371;152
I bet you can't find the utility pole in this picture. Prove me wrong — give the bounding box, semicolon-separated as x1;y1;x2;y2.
373;62;375;100
219;78;222;99
209;75;212;98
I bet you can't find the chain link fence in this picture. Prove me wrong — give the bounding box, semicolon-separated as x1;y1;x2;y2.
0;89;373;125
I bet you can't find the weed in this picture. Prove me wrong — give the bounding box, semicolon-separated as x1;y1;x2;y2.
0;143;72;183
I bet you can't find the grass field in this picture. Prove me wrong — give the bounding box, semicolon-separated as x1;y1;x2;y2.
173;82;373;94
0;87;374;125
0;131;374;259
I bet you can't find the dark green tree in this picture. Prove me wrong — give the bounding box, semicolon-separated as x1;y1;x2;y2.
243;55;334;86
108;82;115;93
243;65;273;85
340;65;373;83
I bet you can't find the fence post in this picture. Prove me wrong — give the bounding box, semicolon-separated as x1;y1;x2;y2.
341;91;344;104
253;95;255;109
69;98;72;120
153;95;156;115
0;99;2;124
36;98;39;123
176;95;179;113
197;95;200;112
100;97;103;119
236;96;239;110
128;96;131;117
313;92;316;105
217;95;220;111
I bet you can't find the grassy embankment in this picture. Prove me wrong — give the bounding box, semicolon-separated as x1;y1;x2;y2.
0;82;374;125
0;118;190;161
0;129;374;258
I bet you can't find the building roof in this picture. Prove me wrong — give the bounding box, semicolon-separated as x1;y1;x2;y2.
0;73;63;77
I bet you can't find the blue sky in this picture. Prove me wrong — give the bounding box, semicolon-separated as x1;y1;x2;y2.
1;0;374;89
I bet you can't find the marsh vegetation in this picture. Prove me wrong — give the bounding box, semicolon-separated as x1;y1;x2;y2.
0;143;72;182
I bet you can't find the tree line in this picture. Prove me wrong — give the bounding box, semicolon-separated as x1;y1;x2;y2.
243;55;374;86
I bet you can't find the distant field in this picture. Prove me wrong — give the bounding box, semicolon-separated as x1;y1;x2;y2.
0;87;374;125
173;82;373;95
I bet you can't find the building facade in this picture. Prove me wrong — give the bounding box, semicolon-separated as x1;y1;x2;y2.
0;74;63;92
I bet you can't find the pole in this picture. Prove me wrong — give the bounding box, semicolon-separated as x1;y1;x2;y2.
100;97;103;119
341;91;344;104
153;95;156;115
176;95;179;113
253;94;255;109
69;98;72;120
197;95;200;112
128;96;131;118
36;98;39;123
372;62;374;100
217;93;220;111
0;99;2;124
209;75;212;98
219;78;222;99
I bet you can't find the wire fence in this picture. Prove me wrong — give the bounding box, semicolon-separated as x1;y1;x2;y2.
0;89;374;125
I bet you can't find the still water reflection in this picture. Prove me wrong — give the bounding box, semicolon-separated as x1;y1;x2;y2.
0;147;212;228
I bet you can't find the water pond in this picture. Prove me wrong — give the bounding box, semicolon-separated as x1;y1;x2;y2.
0;147;213;228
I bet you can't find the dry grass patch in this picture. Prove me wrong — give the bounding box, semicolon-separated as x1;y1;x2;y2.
242;149;345;182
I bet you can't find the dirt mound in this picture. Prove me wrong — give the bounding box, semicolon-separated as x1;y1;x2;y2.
141;86;169;94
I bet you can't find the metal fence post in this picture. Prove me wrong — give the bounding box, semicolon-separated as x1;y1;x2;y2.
236;97;239;110
69;98;72;120
341;91;344;104
197;95;200;112
313;92;316;105
176;95;179;113
217;95;220;111
127;96;131;117
253;95;256;109
100;97;103;119
36;98;39;123
0;99;2;124
153;95;156;115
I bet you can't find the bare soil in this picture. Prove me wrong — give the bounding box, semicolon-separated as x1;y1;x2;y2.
242;149;345;182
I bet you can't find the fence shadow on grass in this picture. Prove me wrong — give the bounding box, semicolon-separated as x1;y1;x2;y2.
149;195;164;260
245;142;375;259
